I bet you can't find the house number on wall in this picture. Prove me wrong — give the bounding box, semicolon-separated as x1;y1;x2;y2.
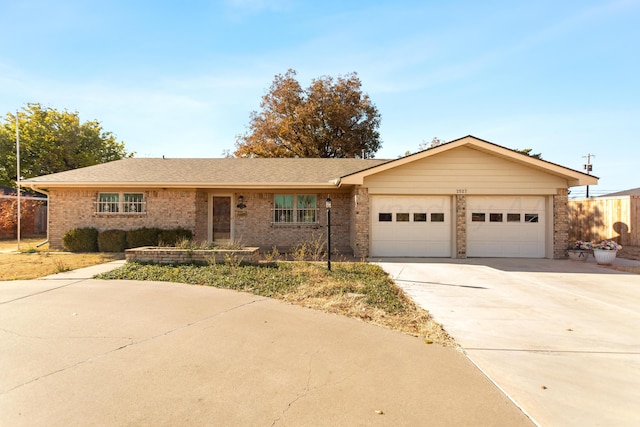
456;189;467;194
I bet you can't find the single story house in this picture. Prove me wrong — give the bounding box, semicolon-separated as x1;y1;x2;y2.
23;135;597;258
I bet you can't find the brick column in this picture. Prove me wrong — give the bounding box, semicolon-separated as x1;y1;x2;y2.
553;188;569;259
456;195;467;259
351;187;370;258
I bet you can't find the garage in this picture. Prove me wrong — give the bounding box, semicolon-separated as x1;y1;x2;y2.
467;196;546;257
370;196;452;257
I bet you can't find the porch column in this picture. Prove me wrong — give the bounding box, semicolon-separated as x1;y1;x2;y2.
352;187;370;258
553;188;569;259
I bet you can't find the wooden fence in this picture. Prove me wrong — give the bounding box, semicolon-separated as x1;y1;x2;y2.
568;196;639;246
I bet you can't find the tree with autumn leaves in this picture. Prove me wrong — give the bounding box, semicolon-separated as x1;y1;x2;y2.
234;69;382;158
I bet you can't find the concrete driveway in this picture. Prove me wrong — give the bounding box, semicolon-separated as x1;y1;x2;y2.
0;263;532;426
377;257;640;427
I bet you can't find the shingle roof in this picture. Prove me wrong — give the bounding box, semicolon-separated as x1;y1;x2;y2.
601;187;640;197
23;157;389;188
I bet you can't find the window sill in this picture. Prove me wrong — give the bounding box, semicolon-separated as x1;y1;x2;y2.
94;212;147;218
271;223;321;228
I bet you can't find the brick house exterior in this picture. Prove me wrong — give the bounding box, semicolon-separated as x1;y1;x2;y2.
23;136;597;259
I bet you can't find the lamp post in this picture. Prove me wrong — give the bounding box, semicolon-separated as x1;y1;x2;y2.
326;197;332;271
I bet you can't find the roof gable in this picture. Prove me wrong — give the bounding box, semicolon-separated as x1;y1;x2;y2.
339;135;598;187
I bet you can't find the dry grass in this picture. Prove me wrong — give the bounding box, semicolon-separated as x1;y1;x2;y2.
0;238;123;280
0;237;48;252
278;263;454;345
0;252;123;280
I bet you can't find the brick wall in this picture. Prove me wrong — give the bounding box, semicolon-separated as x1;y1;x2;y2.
194;190;208;243
49;189;197;249
233;191;352;253
125;246;259;265
553;188;569;259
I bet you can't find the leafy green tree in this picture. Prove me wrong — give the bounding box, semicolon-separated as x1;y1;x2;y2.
0;103;132;187
514;148;542;159
234;69;382;158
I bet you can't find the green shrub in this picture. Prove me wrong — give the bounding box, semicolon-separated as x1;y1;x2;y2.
126;227;162;248
158;227;193;246
98;229;128;252
62;227;99;252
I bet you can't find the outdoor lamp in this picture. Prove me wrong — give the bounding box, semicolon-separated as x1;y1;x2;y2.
236;195;246;209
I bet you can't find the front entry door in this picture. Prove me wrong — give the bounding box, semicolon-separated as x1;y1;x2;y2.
212;196;231;241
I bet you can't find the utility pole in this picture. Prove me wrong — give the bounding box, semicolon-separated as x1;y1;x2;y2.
582;153;595;198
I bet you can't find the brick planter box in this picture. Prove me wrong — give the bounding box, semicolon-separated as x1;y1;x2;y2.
125;246;260;265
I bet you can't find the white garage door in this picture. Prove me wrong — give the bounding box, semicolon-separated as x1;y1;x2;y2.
467;196;545;258
371;196;451;257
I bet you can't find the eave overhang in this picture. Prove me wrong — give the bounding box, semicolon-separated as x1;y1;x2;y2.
22;181;345;191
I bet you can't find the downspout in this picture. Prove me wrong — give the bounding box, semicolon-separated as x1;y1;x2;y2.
25;184;49;247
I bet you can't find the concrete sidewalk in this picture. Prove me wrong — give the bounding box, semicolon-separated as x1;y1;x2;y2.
378;257;640;427
0;271;532;426
41;259;127;280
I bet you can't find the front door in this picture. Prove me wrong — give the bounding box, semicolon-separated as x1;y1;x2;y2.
212;196;231;242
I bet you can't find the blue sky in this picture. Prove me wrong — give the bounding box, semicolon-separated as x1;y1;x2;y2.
1;0;638;197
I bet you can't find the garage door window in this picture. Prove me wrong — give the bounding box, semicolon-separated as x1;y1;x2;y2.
379;212;446;222
490;213;503;222
431;213;445;222
507;213;521;222
472;213;485;222
525;213;539;223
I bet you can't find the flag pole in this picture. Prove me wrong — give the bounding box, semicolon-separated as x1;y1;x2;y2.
16;110;21;251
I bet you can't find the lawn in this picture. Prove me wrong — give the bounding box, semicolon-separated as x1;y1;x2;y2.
0;237;48;252
98;261;456;346
0;238;123;280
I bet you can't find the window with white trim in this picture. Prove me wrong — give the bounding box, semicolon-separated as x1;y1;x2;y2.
273;194;317;223
96;192;146;214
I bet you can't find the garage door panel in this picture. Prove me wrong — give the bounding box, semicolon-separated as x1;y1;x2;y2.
467;196;545;258
371;196;451;257
467;196;545;211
